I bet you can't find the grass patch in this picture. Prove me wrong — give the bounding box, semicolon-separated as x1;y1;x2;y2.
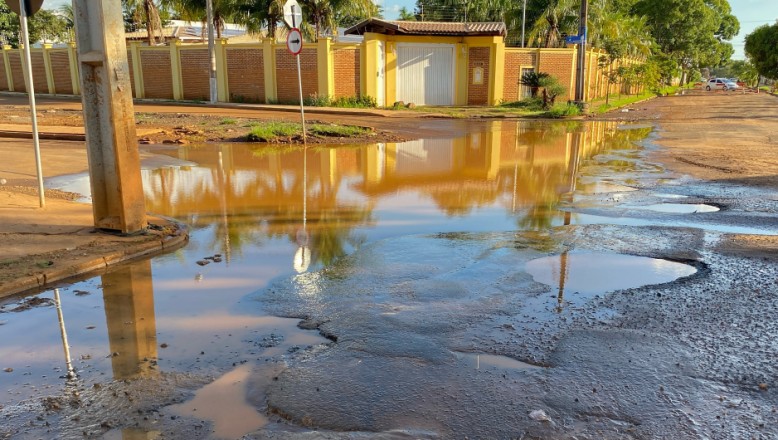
310;124;371;137
246;121;300;141
303;94;377;108
219;118;238;125
590;92;655;114
546;103;582;118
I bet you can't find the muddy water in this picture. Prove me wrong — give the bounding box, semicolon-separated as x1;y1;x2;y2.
0;120;722;438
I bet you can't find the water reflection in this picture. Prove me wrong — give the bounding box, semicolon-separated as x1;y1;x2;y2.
141;122;649;271
101;261;159;379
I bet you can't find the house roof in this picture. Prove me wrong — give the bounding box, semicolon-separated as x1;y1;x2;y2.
344;19;506;37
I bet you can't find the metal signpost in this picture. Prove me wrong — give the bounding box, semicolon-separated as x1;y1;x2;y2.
9;0;46;208
284;0;306;143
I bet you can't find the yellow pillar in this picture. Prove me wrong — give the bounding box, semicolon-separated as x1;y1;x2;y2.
489;38;505;105
216;38;228;102
41;44;55;94
455;43;468;106
317;38;333;98
1;45;13;91
170;40;183;100
361;34;381;103
129;41;144;98
263;39;277;103
67;42;79;95
485;127;502;179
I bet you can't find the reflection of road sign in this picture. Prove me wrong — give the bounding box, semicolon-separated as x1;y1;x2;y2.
283;0;303;28
565;35;584;45
7;0;44;16
287;28;303;55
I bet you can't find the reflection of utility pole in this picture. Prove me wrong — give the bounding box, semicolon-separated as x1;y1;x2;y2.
53;288;76;379
294;147;311;273
556;250;569;313
218;148;231;265
102;261;159;379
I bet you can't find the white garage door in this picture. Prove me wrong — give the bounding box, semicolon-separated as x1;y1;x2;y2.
396;44;454;106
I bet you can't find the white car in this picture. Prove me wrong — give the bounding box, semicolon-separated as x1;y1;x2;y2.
706;78;737;91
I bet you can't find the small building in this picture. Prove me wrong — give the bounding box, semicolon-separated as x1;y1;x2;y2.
345;19;507;106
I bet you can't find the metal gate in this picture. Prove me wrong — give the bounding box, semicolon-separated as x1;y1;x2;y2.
396;44;454;106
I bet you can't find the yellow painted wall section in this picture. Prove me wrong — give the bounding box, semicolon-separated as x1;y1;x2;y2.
169;41;183;100
42;44;55;94
385;40;396;104
455;43;467;105
216;38;228;101
317;38;333;97
129;41;144;98
489;40;505;105
2;45;13;91
67;43;80;95
263;39;277;102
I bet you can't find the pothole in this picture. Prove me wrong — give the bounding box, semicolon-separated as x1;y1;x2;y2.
453;351;541;371
525;252;697;295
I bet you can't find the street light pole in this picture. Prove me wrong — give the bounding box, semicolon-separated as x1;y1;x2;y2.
574;0;588;107
521;0;527;48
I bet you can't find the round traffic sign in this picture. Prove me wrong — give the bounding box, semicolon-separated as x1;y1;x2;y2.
287;28;303;55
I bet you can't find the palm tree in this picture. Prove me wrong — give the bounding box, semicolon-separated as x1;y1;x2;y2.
298;0;378;40
230;0;284;41
528;0;578;48
123;0;164;45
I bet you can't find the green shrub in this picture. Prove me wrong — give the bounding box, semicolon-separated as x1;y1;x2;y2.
547;103;581;118
304;93;332;107
500;98;544;110
219;118;237;125
332;95;377;108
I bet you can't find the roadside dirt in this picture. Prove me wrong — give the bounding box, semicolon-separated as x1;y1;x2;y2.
0;91;777;296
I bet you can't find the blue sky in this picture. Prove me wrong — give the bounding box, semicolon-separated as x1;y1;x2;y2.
42;0;776;59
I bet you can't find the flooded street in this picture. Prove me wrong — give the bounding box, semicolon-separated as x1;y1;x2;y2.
3;119;778;439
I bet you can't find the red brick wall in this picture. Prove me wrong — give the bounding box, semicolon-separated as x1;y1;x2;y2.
50;50;73;95
467;47;490;105
333;47;359;98
8;52;25;92
538;52;575;101
30;52;48;93
503;51;536;101
226;47;264;103
275;47;318;103
180;49;210;101
140;50;173;99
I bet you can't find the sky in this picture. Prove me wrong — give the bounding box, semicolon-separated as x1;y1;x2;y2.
42;0;777;59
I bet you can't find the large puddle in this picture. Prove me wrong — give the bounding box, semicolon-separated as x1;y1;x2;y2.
1;119;772;437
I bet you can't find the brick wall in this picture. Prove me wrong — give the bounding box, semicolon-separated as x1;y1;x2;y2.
467;47;490;105
140;50;173;99
226;47;264;103
503;51;536;102
333;47;359;98
180;48;210;101
538;51;575;101
275;47;318;103
8;52;25;92
50;50;73;95
31;52;47;93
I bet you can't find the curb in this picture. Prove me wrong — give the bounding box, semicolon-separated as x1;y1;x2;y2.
0;222;189;300
0;130;85;141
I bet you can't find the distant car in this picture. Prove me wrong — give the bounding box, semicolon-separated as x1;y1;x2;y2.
706;78;736;91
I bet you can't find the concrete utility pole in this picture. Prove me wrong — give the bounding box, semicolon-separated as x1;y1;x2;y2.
574;0;589;106
521;0;527;48
206;0;217;104
72;0;147;233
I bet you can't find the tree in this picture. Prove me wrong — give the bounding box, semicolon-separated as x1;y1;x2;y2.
123;0;165;45
745;23;778;81
0;1;71;47
519;71;549;98
230;0;284;41
398;7;416;21
632;0;739;82
528;0;577;48
298;0;379;40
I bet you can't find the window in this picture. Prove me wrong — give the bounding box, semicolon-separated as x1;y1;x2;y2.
520;67;535;99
